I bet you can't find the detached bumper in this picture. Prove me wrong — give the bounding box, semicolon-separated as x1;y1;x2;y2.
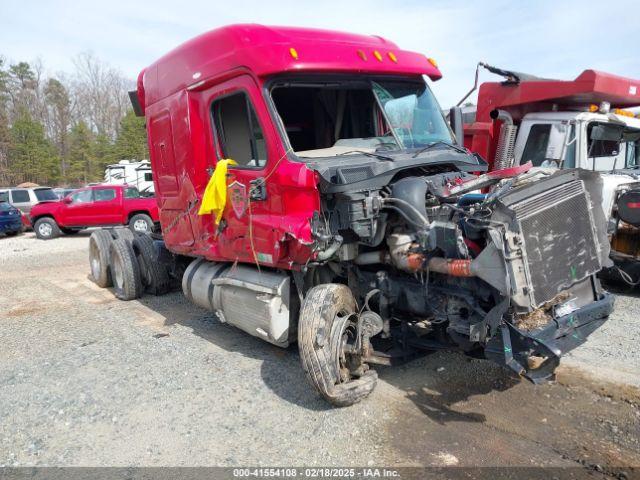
486;292;615;383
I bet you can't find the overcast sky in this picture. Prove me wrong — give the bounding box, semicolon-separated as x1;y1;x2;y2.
2;0;639;107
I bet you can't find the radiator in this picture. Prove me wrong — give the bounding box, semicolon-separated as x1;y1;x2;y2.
509;180;601;307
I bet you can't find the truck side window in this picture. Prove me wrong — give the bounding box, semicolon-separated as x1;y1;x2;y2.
11;189;30;203
94;189;117;202
211;92;267;168
71;190;93;204
124;187;140;199
521;124;551;167
587;123;620;157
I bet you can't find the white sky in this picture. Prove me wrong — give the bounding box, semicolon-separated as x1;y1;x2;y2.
2;0;639;107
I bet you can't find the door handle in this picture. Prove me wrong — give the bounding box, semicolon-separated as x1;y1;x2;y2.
249;178;267;201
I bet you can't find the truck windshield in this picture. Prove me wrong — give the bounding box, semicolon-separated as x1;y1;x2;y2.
271;78;453;158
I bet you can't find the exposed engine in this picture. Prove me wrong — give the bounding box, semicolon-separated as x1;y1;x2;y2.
310;166;613;381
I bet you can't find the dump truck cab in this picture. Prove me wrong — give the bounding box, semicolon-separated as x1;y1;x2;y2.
464;66;640;280
127;26;614;406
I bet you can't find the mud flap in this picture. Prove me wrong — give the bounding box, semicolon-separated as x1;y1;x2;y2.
485;292;614;383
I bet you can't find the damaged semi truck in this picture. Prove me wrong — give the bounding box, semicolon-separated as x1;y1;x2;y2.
90;25;614;406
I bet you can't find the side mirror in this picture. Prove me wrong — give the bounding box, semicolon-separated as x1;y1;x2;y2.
63;197;72;204
449;106;464;147
544;123;568;161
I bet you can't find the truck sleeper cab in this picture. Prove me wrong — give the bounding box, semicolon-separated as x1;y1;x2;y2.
131;25;613;406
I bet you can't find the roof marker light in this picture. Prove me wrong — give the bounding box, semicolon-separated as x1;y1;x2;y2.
357;50;367;61
613;108;635;118
373;50;383;62
388;52;398;63
289;48;299;60
427;57;438;68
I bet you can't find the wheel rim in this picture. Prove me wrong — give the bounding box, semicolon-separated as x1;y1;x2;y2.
90;243;101;279
38;222;52;237
112;254;124;289
133;219;149;232
334;311;362;384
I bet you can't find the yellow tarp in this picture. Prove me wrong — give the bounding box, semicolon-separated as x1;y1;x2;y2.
197;159;237;224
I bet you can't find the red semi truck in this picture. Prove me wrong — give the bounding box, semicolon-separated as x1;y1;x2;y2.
30;184;159;239
462;63;640;280
90;25;613;406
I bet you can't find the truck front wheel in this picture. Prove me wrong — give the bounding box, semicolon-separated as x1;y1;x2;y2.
129;214;153;233
298;284;378;407
34;218;60;240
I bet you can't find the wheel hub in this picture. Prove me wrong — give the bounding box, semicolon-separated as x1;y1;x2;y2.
38;223;52;237
133;219;148;232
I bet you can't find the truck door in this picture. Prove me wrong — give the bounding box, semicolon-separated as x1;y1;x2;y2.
91;186;121;225
515;120;574;168
63;188;95;225
204;75;282;265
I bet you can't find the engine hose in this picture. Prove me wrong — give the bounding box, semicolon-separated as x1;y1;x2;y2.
427;258;473;277
315;235;343;261
615;266;640;286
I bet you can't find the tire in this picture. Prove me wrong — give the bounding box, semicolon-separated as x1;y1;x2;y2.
89;230;114;288
132;233;170;295
109;237;143;301
34;217;61;240
298;284;378;407
112;227;135;242
129;213;154;234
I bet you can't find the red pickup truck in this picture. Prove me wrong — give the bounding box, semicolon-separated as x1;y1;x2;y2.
29;184;159;239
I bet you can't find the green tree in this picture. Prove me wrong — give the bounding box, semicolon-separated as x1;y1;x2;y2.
9;108;58;184
112;109;148;161
44;78;71;178
92;132;115;179
67;121;95;184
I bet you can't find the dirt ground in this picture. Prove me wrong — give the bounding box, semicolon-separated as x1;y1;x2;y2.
0;232;639;477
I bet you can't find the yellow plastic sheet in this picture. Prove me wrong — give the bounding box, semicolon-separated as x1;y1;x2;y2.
197;159;237;224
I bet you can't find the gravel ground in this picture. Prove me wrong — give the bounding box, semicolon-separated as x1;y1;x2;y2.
0;231;638;471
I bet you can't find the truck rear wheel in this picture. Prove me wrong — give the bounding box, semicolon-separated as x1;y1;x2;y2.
112;227;135;242
298;284;377;407
132;233;170;295
109;237;143;300
89;230;114;288
34;217;60;240
129;214;153;234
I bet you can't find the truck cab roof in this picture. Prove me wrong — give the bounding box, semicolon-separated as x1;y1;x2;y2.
135;24;442;113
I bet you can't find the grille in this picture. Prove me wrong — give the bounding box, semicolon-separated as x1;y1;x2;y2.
337;166;374;184
511;180;601;306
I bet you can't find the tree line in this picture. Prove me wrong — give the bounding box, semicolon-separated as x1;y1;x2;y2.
0;53;148;187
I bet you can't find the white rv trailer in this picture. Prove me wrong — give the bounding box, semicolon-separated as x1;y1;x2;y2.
104;160;154;195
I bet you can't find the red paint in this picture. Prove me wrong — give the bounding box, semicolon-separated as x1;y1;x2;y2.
136;24;442;270
464;69;640;170
29;185;158;228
